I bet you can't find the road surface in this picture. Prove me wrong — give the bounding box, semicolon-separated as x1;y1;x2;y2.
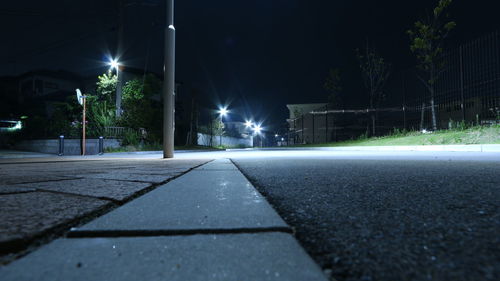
231;151;500;281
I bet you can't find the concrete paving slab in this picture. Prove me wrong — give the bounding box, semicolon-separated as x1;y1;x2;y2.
63;172;181;184
0;192;110;245
71;166;288;233
0;233;328;281
0;185;36;194
1;175;78;184
15;178;152;202
195;159;238;170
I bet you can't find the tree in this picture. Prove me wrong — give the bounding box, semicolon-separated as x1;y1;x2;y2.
323;68;342;108
96;73;117;104
408;0;456;130
88;100;116;137
356;44;391;136
119;75;162;142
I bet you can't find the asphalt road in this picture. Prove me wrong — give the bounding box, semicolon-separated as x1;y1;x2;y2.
232;153;500;281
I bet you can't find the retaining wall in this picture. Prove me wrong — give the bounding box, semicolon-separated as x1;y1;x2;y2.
15;138;121;155
197;133;253;148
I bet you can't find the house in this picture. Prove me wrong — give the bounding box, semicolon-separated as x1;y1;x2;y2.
18;70;83;103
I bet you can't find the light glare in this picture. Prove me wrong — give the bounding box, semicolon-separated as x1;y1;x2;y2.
218;107;229;116
108;58;120;70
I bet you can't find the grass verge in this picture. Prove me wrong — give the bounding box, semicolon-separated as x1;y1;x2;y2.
300;125;500;147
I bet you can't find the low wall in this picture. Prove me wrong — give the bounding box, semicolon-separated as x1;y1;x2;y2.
197;133;253;148
15;138;121;155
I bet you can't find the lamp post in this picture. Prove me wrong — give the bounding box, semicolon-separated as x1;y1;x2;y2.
108;59;122;117
218;107;228;147
253;124;262;147
163;0;176;158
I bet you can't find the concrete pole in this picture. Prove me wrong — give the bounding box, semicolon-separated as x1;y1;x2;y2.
115;68;122;117
163;0;175;158
82;96;86;156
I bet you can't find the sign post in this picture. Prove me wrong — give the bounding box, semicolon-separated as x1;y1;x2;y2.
76;89;86;156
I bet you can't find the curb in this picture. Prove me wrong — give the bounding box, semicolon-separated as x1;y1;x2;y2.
227;144;500;153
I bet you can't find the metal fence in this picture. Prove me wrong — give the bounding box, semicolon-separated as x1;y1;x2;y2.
289;32;500;144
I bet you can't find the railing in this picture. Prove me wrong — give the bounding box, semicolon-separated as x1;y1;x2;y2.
104;127;147;139
104;127;129;138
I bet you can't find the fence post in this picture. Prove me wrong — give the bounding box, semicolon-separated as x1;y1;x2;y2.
301;115;304;144
325;104;328;143
312;111;315;144
420;102;426;130
402;72;407;130
459;45;466;122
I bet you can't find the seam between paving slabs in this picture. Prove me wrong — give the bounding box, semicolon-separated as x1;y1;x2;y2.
0;160;212;265
68;227;293;238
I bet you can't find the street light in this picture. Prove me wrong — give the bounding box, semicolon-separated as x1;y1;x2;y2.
253;124;263;147
218;107;229;117
107;58;122;117
163;0;176;158
253;124;262;134
245;120;254;128
108;59;119;71
217;107;229;147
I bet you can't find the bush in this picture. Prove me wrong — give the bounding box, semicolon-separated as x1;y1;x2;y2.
122;130;140;146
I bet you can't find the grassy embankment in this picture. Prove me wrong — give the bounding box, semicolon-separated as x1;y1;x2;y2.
303;125;500;147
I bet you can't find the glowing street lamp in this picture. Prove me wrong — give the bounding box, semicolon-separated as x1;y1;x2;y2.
253;124;262;134
108;59;120;71
218;107;229;117
245;120;254;128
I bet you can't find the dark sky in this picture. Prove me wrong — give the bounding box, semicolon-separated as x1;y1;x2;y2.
2;0;500;128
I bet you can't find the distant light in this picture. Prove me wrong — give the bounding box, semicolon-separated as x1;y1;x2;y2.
275;134;279;137
0;120;22;132
20;116;28;120
281;137;284;141
13;121;22;130
218;107;229;116
253;124;262;134
245;120;254;128
108;58;120;70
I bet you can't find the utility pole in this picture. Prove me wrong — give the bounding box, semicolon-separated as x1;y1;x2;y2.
163;0;175;158
115;0;124;117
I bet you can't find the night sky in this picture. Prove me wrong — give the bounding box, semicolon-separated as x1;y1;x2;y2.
2;0;500;128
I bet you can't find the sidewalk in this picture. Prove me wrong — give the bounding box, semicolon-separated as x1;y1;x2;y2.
0;157;328;280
